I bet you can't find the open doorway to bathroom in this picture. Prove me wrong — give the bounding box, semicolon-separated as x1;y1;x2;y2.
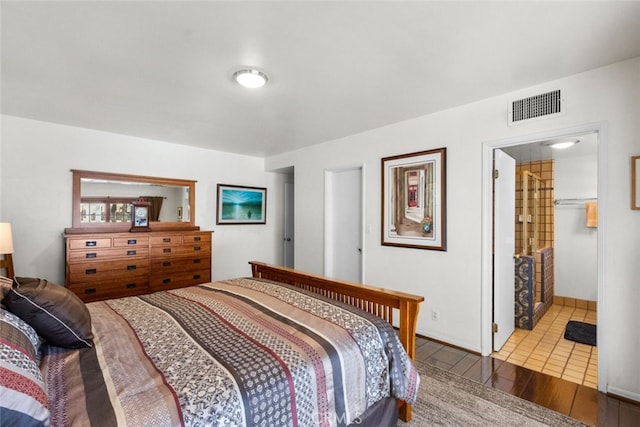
481;124;605;392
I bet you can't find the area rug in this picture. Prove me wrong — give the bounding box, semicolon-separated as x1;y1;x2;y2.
399;361;587;426
564;320;597;346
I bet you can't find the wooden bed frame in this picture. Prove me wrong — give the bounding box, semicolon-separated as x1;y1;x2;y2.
249;261;425;422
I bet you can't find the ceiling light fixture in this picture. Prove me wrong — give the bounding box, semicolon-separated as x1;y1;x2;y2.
233;69;268;89
545;139;580;150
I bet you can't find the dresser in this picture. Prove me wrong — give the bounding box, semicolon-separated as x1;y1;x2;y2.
64;230;212;302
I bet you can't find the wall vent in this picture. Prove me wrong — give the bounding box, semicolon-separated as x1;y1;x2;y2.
508;89;564;125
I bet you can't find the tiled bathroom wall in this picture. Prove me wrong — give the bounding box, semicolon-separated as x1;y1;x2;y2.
514;160;556;329
515;160;555;254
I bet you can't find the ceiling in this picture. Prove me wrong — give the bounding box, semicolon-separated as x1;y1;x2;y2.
2;1;640;158
501;132;598;163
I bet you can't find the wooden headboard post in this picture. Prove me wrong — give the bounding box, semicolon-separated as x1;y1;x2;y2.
249;261;424;422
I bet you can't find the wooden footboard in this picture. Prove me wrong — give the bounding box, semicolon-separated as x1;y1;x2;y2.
249;261;424;422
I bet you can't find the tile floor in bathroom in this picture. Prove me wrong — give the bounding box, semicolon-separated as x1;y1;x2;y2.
492;304;598;388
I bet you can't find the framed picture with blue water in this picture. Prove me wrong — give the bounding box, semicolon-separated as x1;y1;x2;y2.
216;184;267;224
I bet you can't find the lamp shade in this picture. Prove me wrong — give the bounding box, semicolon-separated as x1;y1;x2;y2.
0;223;14;254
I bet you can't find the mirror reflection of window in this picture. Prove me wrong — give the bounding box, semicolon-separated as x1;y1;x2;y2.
80;202;105;223
70;170;197;231
80;199;133;223
81;180;182;222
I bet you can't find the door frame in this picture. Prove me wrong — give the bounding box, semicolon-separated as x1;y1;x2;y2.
480;122;608;392
324;164;365;283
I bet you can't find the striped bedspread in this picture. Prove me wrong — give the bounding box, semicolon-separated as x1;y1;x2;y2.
40;277;419;427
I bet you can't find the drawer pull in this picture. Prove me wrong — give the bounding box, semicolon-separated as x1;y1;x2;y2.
86;253;97;259
162;278;171;284
193;246;201;251
162;261;171;267
127;265;137;270
163;238;171;243
127;250;137;256
193;259;201;264
163;248;171;253
194;236;201;242
85;288;96;294
85;241;97;247
193;274;201;280
126;283;136;289
85;268;97;275
127;239;137;245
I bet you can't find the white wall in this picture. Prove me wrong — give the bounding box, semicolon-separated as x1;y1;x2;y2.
554;145;598;301
266;57;640;399
0;115;287;283
1;57;638;400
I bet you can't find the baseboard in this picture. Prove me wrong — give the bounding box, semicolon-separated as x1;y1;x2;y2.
553;295;597;311
417;332;481;356
607;386;640;405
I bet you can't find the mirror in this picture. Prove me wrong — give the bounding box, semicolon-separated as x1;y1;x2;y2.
66;170;197;233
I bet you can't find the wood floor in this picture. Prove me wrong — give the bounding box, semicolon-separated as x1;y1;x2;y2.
415;335;640;426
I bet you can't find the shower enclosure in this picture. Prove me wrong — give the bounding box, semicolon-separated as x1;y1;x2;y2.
520;171;542;256
514;168;555;330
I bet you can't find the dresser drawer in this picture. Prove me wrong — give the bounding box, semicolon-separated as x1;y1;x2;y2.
150;232;210;246
68;237;112;250
68;259;150;284
183;233;211;244
150;256;210;274
68;246;149;263
68;277;149;302
149;269;211;292
65;230;212;301
150;234;183;246
113;236;149;247
150;244;209;259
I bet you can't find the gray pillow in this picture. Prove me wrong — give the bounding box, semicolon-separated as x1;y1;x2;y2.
4;277;93;349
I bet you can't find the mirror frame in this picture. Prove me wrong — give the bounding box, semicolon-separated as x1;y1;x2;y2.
66;169;198;233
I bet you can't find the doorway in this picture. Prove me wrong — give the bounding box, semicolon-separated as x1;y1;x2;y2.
481;123;607;393
283;181;294;268
324;166;363;283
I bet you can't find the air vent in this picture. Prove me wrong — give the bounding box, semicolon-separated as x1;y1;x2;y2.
509;89;563;125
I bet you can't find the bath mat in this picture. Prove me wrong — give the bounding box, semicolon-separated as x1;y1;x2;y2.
564;320;597;346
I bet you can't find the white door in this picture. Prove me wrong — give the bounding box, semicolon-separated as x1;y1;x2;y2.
325;167;362;282
283;182;294;268
493;149;516;351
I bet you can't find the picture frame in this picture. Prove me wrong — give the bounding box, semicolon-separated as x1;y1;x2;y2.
216;184;267;224
381;147;447;250
130;200;152;232
633;155;640;210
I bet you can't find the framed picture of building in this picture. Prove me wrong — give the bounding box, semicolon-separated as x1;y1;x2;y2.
381;147;446;250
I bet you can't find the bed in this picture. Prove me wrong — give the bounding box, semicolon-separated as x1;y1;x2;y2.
1;262;424;426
